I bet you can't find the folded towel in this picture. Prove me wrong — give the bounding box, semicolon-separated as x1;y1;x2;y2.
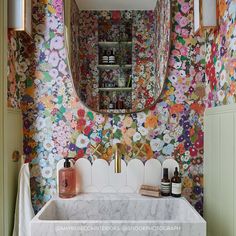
139;184;161;198
12;163;35;236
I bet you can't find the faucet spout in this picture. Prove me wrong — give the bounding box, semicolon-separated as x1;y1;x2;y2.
114;144;121;173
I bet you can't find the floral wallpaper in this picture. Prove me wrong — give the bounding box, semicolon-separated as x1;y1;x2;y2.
9;0;236;216
7;31;35;109
155;0;171;98
69;0;80;91
8;0;206;214
205;0;236;107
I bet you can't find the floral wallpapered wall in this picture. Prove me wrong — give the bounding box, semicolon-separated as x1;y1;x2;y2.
6;0;235;213
205;0;236;107
155;0;171;98
69;0;80;91
7;0;207;214
7;31;35;109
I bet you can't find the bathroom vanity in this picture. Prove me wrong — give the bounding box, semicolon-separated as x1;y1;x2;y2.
31;193;206;236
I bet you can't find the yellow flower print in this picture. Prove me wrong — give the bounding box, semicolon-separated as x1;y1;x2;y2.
123;116;133;127
126;128;136;137
182;176;193;188
41;95;54;109
123;135;132;146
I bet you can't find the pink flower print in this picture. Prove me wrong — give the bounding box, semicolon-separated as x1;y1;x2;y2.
175;25;182;34
53;0;61;5
169;57;176;67
195;72;203;82
190;66;196;77
172;49;179;56
179;16;189;27
175;12;182;22
182;28;189;38
180;46;188;56
181;3;190;14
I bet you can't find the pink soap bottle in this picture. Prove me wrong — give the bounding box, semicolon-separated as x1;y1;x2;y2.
59;158;76;198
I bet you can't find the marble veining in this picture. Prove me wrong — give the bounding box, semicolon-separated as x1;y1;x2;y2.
31;193;206;236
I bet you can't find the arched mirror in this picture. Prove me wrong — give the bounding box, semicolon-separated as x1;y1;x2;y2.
65;0;171;114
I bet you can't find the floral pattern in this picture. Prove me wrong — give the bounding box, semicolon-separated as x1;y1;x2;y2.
69;0;80;91
205;0;236;107
7;0;235;216
7;31;35;108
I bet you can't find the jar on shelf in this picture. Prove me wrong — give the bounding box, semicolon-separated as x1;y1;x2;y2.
118;71;126;87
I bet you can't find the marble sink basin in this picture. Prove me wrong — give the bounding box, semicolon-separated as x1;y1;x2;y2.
31;193;206;236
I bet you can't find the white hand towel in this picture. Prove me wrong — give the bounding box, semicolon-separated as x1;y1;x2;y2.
12;163;35;236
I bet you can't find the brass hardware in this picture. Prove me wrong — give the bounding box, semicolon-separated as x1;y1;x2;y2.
12;150;20;162
133;143;146;157
114;144;121;173
91;143;104;157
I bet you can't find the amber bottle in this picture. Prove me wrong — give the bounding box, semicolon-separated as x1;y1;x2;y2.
161;168;171;196
171;167;182;198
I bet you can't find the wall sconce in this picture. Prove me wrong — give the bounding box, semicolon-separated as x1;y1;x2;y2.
8;0;32;36
194;0;218;34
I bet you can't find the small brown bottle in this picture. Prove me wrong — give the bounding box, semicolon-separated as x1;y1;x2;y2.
171;167;182;198
161;168;171;196
59;158;76;198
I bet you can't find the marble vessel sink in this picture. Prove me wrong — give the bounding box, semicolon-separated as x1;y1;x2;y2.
31;193;206;236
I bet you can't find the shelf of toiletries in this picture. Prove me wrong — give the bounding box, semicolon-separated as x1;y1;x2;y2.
97;64;132;69
98;41;132;46
98;87;132;91
99;46;132;65
99;90;132;110
98;68;132;89
97;19;133;112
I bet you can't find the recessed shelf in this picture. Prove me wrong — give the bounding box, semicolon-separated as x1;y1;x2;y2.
98;41;132;46
98;19;133;113
99;108;132;112
98;64;132;69
98;87;132;92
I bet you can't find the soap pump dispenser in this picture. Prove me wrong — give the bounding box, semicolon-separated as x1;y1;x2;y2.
59;158;76;199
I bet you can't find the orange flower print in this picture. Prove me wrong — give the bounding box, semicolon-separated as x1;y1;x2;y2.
144;144;153;159
190;103;205;115
170;104;184;114
145;114;158;128
230;82;236;95
218;0;227;18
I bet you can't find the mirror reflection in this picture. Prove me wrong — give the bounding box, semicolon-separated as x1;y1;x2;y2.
66;0;171;114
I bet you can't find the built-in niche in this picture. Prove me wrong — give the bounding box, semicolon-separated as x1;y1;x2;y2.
98;18;133;111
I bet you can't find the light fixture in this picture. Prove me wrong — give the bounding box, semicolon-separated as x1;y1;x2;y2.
8;0;32;36
194;0;218;34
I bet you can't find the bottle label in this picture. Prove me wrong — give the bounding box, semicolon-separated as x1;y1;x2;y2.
171;183;181;195
161;182;170;194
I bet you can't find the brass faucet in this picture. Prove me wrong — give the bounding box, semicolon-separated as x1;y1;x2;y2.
113;143;121;173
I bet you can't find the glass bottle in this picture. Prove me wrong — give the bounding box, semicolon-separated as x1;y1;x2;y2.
102;50;108;64
109;49;115;64
171;167;182;198
161;168;171;196
59;158;76;198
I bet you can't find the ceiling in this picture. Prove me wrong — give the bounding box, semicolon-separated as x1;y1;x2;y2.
75;0;157;10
